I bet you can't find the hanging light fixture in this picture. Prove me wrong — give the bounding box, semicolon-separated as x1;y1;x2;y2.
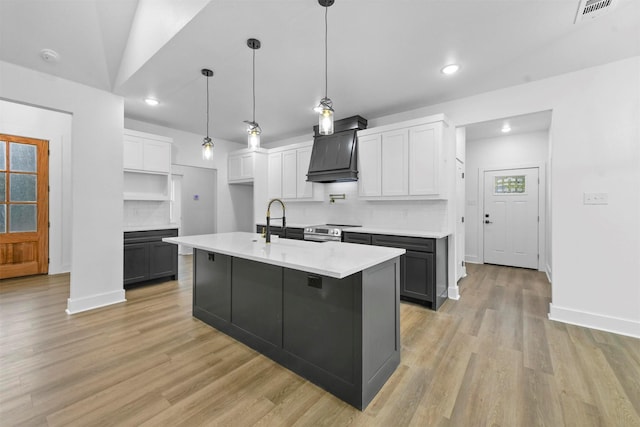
314;0;335;135
244;38;262;150
201;68;214;161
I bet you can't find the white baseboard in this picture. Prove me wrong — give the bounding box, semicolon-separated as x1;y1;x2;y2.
465;255;481;264
66;289;126;315
545;263;552;283
549;303;640;339
448;286;460;300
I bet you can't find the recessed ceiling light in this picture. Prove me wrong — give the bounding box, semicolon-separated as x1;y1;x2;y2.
501;124;511;133
441;64;460;75
144;98;159;106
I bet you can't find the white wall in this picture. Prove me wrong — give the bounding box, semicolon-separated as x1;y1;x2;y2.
0;100;72;275
1;60;126;314
274;181;449;232
123;118;248;233
367;56;640;338
465;130;549;267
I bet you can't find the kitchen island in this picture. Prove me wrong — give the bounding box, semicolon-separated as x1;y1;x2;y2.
163;232;405;410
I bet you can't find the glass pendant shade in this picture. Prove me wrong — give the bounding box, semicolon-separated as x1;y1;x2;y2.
202;137;214;160
316;97;334;135
201;68;214;161
245;39;262;151
246;121;261;150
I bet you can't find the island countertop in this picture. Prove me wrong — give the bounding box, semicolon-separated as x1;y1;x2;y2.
164;232;405;279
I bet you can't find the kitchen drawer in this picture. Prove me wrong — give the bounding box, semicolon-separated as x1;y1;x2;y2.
343;232;372;245
371;234;434;253
124;228;178;244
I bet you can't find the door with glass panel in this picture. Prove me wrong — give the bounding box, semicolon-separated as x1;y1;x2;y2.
0;134;49;279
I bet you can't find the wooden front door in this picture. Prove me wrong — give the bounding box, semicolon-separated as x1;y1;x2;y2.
0;134;49;279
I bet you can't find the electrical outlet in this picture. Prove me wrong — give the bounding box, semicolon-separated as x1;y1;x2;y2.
583;192;608;205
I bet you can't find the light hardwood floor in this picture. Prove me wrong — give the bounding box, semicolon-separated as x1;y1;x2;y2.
1;258;638;426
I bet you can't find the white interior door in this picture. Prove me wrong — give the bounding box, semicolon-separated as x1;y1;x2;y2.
483;167;539;269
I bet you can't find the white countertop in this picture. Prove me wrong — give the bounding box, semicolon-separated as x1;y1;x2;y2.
256;223;451;238
343;227;451;239
164;232;405;279
124;224;179;232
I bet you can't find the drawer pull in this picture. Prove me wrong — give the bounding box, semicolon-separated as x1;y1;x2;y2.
208;253;215;262
307;275;322;289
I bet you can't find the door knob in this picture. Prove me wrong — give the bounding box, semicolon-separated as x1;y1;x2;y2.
485;220;492;224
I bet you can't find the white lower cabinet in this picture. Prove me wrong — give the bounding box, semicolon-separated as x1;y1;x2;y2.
267;143;323;201
358;116;448;200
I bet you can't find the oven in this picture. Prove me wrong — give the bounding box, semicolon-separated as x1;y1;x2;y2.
303;224;361;242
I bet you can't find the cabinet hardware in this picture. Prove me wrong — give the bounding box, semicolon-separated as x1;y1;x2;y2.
307;275;323;289
208;253;215;262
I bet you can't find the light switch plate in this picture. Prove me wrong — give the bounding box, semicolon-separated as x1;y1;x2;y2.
583;192;608;205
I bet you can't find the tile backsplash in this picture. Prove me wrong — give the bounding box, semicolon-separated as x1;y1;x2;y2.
123;200;171;227
282;182;448;231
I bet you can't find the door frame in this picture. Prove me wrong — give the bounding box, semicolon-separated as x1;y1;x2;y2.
479;162;546;271
0;134;50;278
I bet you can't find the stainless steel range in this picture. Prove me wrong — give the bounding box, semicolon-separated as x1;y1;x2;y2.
303;224;361;242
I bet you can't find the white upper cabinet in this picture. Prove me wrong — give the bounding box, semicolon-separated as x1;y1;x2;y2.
357;134;382;197
266;142;323;202
123;129;172;174
228;150;256;184
296;146;314;199
357;115;449;200
267;153;282;199
281;150;298;198
123;129;173;201
381;129;409;196
409;123;441;195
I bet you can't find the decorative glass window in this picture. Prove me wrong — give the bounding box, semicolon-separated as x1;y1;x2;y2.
495;175;525;194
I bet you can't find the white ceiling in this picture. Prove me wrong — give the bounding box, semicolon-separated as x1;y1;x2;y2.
1;0;638;144
465;110;552;141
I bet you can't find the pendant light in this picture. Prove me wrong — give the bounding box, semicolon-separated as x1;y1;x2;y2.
244;38;262;150
201;68;214;161
314;0;335;135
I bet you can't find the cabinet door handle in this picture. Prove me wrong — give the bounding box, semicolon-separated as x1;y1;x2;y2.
208;253;215;261
307;275;322;289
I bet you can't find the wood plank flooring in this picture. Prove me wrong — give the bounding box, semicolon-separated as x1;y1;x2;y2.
1;260;638;426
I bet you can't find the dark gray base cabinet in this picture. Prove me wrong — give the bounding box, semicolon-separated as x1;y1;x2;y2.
192;248;400;410
124;229;178;287
254;224;304;240
344;232;448;310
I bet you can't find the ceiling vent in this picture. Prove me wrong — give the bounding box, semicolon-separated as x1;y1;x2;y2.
574;0;617;24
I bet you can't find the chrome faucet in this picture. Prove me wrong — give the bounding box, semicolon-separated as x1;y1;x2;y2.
266;198;286;243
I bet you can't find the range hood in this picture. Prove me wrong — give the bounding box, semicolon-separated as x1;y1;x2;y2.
307;115;367;183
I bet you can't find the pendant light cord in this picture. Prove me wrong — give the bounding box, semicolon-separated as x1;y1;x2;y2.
205;75;210;138
252;46;256;123
324;5;328;99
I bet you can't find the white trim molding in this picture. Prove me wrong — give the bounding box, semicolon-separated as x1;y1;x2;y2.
549;303;640;339
448;286;460;300
66;290;126;315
